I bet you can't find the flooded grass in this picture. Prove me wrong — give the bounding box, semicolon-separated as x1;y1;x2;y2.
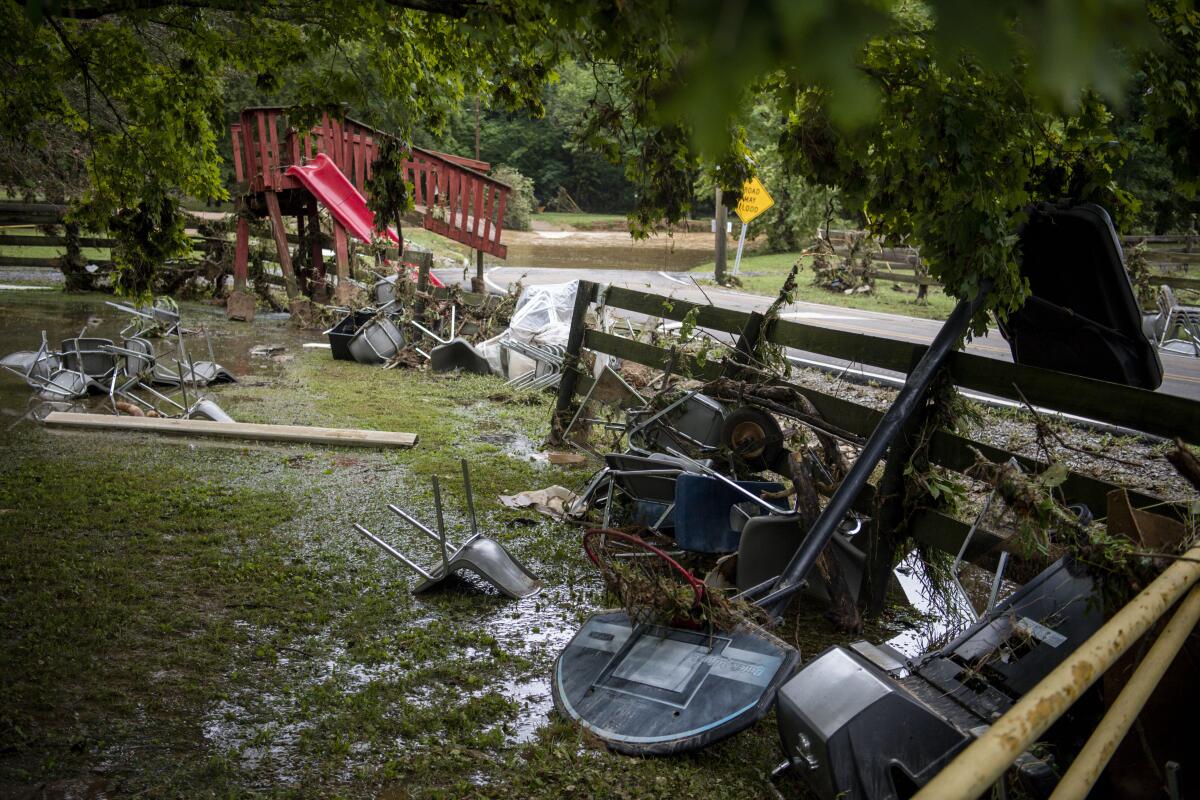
0;290;886;799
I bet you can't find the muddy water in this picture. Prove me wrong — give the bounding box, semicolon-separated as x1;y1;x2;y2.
482;229;764;272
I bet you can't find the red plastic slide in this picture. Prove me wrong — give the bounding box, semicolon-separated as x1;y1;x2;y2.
285;153;443;287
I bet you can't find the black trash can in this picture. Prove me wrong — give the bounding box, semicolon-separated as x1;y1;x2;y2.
325;311;375;361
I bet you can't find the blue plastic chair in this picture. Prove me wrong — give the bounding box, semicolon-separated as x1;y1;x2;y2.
672;473;787;553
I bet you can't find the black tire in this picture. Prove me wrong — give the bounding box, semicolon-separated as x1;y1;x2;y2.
721;406;785;472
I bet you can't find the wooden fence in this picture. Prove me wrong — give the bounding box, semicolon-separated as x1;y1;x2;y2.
820;228;1200;294
0;200;372;286
553;280;1198;570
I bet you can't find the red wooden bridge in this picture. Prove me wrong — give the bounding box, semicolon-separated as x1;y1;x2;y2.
229;107;510;304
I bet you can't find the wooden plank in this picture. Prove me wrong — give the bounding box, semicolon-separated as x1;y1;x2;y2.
583;329;721;381
411;158;425;207
0;204;67;226
0;235;113;248
494;189;507;242
472;177;485;240
604;285;1200;442
44;411;418;448
553;280;600;432
942;351;1200;443
233;215;250;289
604;285;750;334
230;124;244;183
263;191;299;299
581;303;1174;504
256;112;271;189
447;166;459;229
352;133;365;191
239;111;258;182
0;255;64;268
481;184;495;246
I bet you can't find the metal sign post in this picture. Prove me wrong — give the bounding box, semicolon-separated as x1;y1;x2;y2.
732;176;774;277
732;221;749;276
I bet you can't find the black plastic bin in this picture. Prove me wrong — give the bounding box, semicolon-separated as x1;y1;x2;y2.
325;311;375;361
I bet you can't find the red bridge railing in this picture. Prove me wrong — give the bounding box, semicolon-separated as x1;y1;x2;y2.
231;107;509;258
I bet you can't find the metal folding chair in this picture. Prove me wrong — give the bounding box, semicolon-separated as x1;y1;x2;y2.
352;460;541;599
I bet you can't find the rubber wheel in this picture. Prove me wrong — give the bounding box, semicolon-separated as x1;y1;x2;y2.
721;406;785;472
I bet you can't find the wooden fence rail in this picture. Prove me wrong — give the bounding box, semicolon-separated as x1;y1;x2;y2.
819;227;1200;291
555;280;1197;571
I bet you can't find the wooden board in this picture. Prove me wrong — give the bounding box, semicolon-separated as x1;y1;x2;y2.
601;285;1200;443
43;411;418;448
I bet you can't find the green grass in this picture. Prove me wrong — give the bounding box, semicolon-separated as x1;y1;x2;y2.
692;251;960;321
0;226;109;262
531;211;627;229
1;291;908;797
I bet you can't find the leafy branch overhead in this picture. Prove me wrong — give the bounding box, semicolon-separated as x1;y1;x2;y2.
3;0;1197;311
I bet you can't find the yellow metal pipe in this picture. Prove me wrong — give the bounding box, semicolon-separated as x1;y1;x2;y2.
912;545;1200;800
1049;583;1200;800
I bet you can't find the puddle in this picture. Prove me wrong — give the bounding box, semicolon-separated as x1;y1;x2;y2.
475;431;547;462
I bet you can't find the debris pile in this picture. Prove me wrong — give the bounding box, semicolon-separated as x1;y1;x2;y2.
0;300;236;423
325;276;574;390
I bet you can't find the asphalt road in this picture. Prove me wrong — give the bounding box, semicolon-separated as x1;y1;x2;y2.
433;265;1200;403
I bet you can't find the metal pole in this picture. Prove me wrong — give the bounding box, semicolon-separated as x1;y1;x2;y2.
352;523;435;580
758;284;990;616
1048;584;1200;800
732;221;748;276
913;544;1200;800
714;187;727;284
432;476;449;571
461;459;480;545
175;359;190;417
387;504;450;546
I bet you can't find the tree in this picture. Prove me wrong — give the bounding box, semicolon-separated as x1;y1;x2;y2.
5;0;1195;305
1;0;556;297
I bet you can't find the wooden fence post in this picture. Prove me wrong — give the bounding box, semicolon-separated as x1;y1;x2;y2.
551;280;598;444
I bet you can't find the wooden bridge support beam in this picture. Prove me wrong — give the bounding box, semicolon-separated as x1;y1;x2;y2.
473;249;485;293
333;221;352;305
263;190;299;300
309;199;327;302
233;215;250;290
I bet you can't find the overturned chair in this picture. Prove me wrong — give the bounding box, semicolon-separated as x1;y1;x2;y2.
352;460;540;599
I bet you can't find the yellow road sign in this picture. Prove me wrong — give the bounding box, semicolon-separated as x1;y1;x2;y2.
734;177;774;224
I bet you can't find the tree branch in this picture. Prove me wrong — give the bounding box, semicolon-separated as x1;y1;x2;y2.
35;0;480;21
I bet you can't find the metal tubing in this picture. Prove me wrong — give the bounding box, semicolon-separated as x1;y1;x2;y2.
432;476;449;570
410;319;450;344
732;221;748;275
461;459;480;545
1048;584;1200;800
986;552;1010;613
912;544;1200;800
352;523;435;580
387;504;457;551
759;286;989;616
175;359;190;414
